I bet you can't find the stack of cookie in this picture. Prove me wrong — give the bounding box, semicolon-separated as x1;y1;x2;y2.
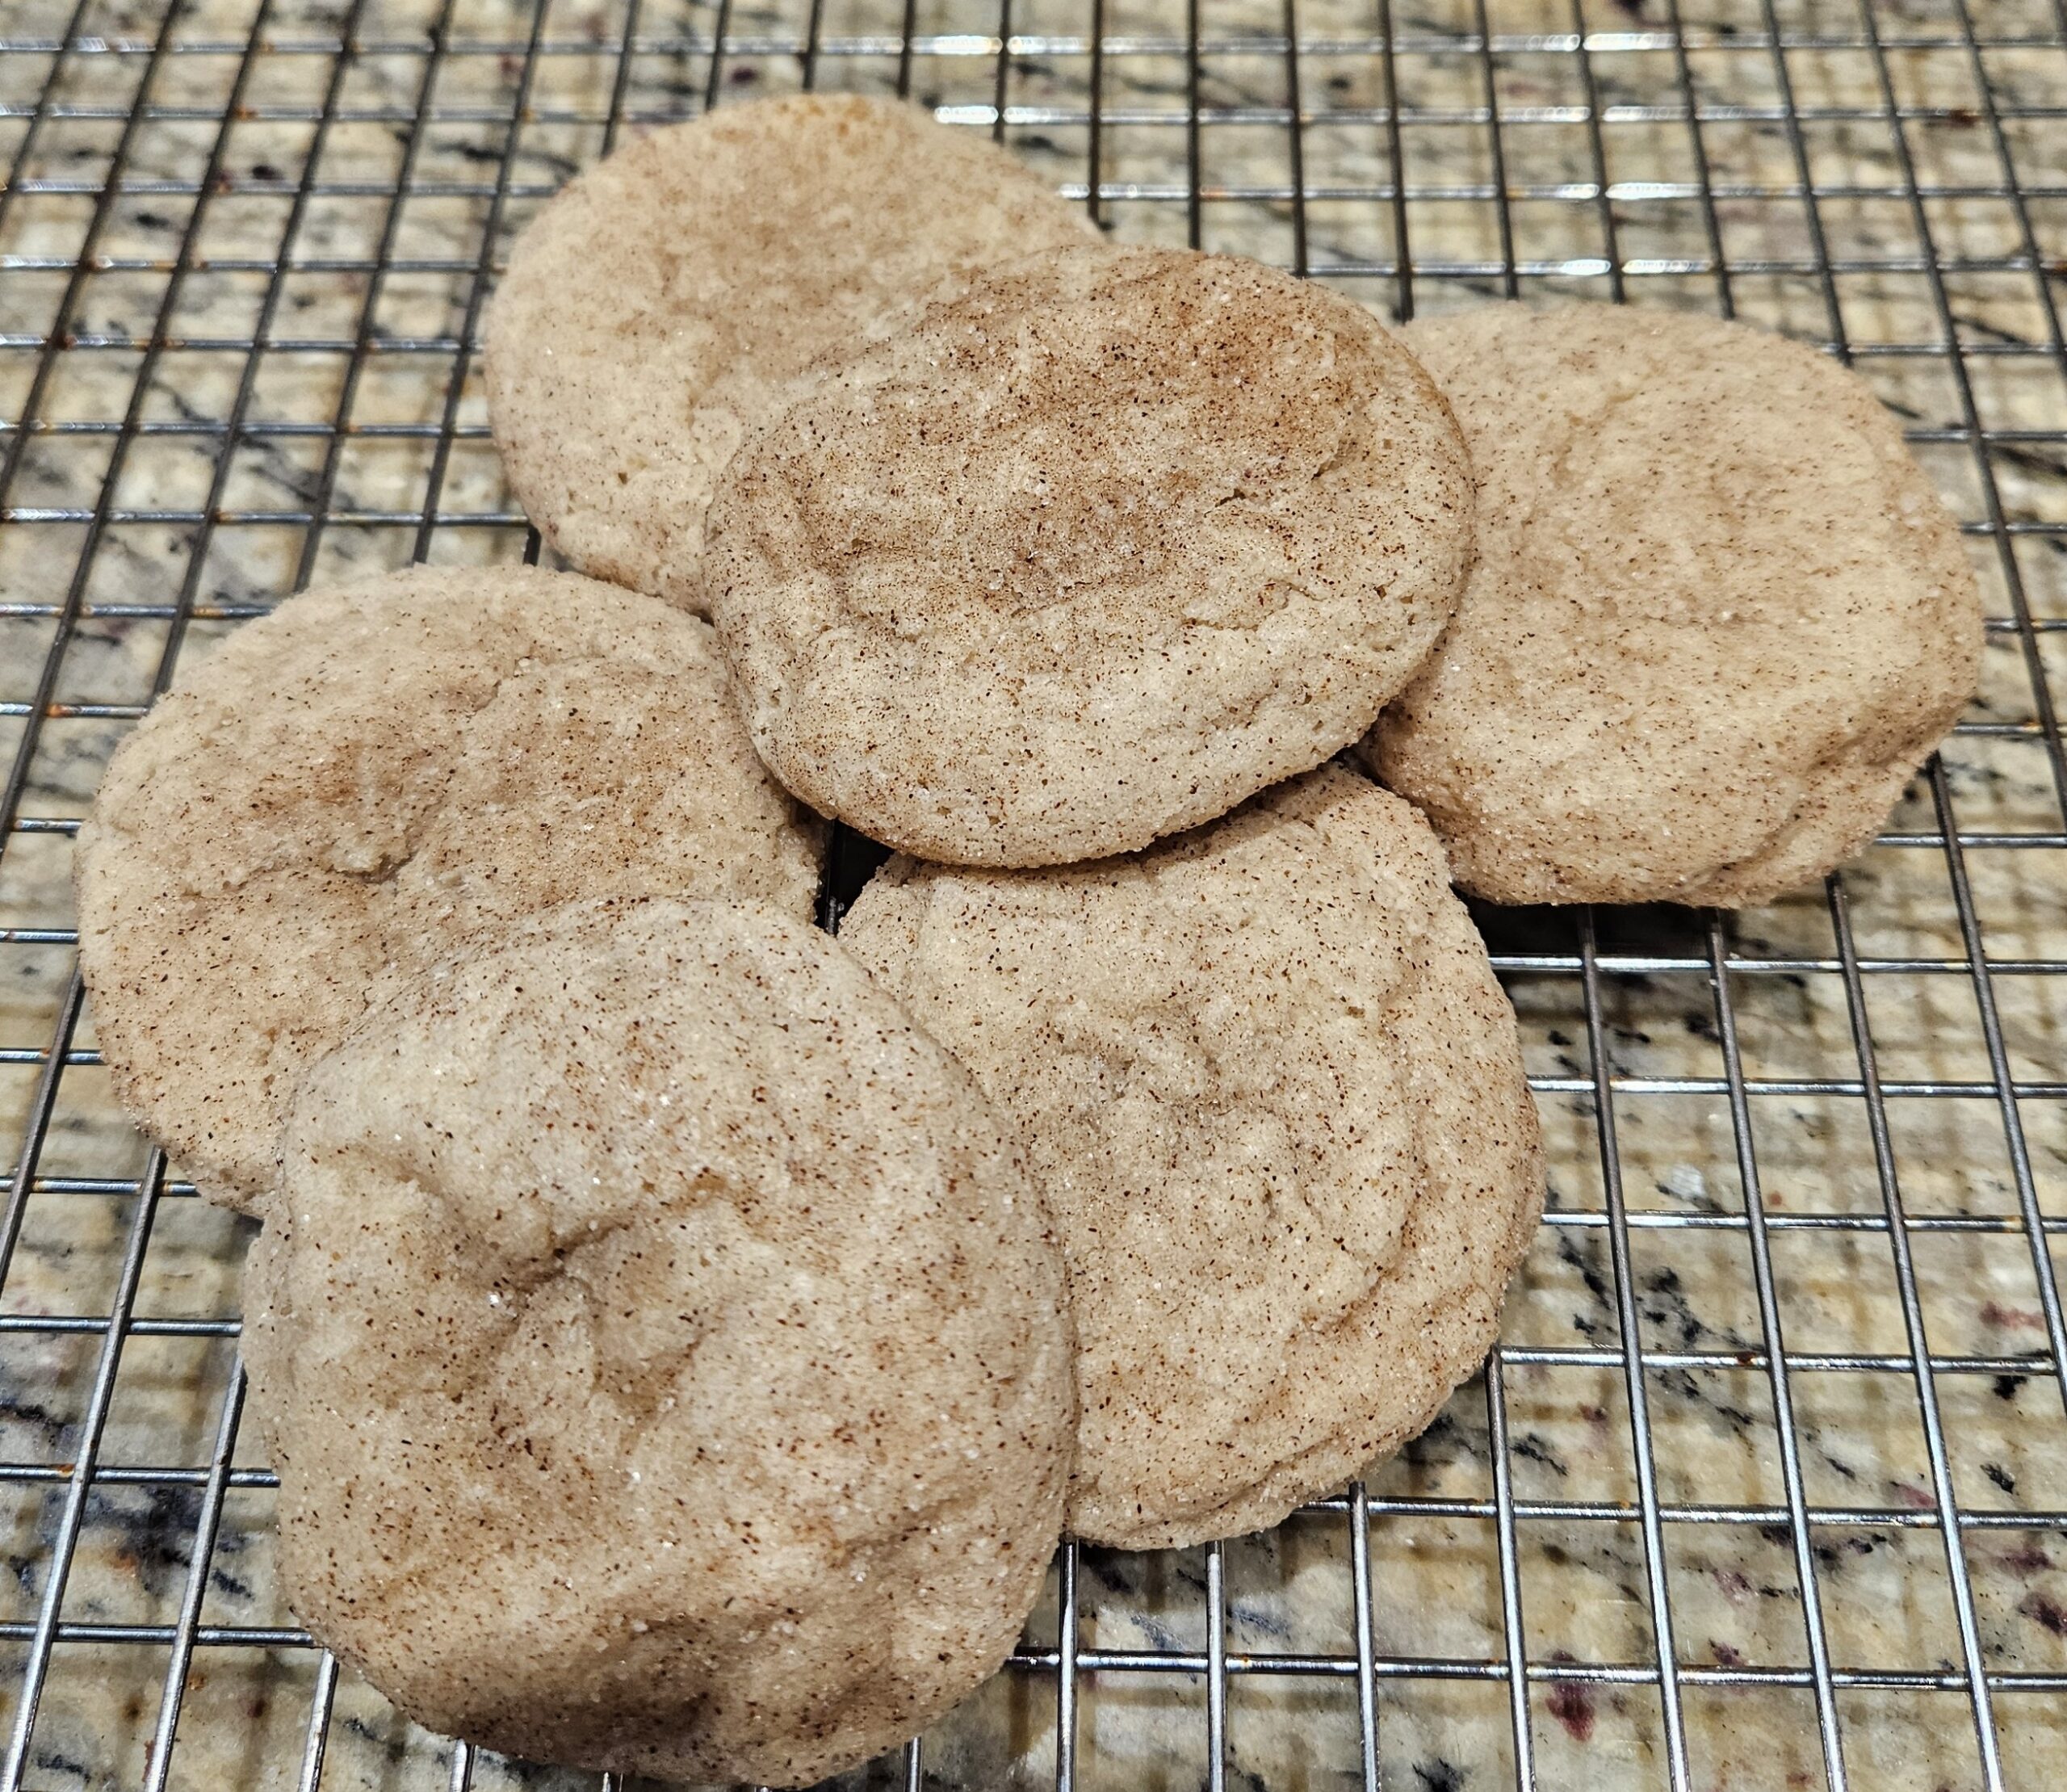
73;94;1983;1789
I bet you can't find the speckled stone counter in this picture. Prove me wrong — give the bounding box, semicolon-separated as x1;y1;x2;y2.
0;0;2064;1786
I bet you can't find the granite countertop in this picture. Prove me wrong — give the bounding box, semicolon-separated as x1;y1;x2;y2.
0;0;2064;1785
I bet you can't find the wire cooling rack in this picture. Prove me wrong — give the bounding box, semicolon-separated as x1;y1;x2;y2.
1;0;2065;1787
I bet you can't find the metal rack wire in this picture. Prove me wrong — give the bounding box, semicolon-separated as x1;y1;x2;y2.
0;0;2063;1786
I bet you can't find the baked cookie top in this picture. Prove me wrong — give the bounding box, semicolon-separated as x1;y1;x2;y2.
484;94;1097;607
1364;301;1984;907
840;766;1544;1548
75;564;824;1211
708;245;1473;867
246;898;1073;1788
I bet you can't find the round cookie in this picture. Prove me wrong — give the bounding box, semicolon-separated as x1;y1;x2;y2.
75;565;824;1214
839;766;1544;1548
245;898;1073;1788
707;245;1474;867
1362;301;1985;908
484;94;1099;607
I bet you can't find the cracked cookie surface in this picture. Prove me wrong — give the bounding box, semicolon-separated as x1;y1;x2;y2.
707;244;1472;867
246;897;1074;1788
484;94;1098;607
839;766;1543;1547
1362;301;1985;906
75;564;823;1212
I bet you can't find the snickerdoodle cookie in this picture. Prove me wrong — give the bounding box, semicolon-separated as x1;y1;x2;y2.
75;566;823;1212
840;766;1543;1548
245;898;1073;1787
707;245;1473;867
484;94;1099;606
1362;301;1983;907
